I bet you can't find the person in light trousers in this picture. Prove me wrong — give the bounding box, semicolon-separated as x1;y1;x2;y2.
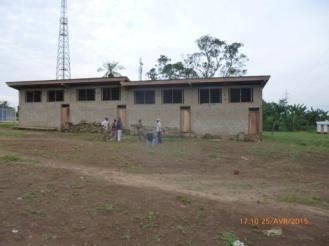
116;118;123;142
156;119;162;144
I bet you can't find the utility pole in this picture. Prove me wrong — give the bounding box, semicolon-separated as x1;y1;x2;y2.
139;58;143;80
56;0;71;80
284;89;289;102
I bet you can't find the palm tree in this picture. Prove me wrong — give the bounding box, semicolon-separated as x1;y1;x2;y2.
97;61;125;78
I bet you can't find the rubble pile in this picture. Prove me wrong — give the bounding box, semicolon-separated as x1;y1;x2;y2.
62;121;102;133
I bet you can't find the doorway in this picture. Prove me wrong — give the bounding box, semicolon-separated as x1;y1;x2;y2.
180;106;191;133
61;104;70;128
248;107;260;135
117;105;127;129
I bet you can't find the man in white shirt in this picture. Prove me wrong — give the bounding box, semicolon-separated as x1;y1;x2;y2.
101;117;110;141
156;119;162;144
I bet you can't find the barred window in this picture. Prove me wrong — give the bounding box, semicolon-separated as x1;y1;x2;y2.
102;87;121;101
162;89;183;104
26;91;42;103
48;90;64;102
230;88;253;103
199;88;222;104
78;89;95;101
134;90;155;104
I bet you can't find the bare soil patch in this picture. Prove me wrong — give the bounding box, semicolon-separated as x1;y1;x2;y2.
0;128;328;245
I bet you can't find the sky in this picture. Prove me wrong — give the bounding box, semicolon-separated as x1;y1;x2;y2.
0;0;328;110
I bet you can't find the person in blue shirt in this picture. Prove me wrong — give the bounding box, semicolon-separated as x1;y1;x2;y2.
116;118;123;141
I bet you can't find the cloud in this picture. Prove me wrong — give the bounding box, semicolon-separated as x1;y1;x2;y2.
0;0;328;110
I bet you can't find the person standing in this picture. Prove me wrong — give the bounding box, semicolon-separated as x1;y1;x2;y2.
156;119;162;144
101;117;110;141
116;118;123;142
136;119;144;141
111;119;117;140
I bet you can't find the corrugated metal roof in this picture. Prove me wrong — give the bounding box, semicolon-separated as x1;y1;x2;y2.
6;75;270;89
6;77;130;89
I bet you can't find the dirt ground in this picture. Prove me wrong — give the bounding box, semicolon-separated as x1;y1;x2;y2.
0;127;328;245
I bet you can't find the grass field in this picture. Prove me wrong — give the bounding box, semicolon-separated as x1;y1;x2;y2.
0;125;328;245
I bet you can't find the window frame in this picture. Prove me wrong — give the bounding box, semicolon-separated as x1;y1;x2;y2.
25;90;42;103
162;88;184;104
101;87;121;101
134;90;155;104
47;90;64;102
198;88;222;104
77;88;96;101
229;88;253;103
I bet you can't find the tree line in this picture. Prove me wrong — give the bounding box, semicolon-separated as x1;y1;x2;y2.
263;98;328;132
146;35;248;80
98;35;248;79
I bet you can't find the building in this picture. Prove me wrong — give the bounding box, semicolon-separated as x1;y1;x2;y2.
6;75;270;137
316;121;329;134
0;102;16;121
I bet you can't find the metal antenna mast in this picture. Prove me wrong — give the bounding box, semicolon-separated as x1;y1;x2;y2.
56;0;71;80
139;57;143;80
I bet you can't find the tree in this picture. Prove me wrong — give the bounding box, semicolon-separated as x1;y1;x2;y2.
263;98;328;132
146;35;248;80
187;35;225;78
0;101;8;107
221;42;248;76
305;108;328;127
146;68;158;80
263;99;288;135
97;61;124;78
146;55;198;80
285;104;308;131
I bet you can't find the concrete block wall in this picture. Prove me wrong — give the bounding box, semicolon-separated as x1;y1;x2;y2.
18;85;263;136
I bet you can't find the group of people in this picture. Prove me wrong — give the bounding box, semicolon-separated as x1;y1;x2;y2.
136;119;163;146
101;117;163;145
101;117;123;141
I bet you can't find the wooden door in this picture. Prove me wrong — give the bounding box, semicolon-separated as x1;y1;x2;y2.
248;108;260;135
180;107;191;133
117;105;127;129
61;105;70;128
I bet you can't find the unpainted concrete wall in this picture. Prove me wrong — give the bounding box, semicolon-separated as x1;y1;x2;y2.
18;85;262;136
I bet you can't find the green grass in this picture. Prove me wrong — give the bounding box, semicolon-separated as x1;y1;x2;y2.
126;164;144;173
177;195;192;206
89;202;114;215
248;131;329;159
0;154;25;162
278;194;328;206
19;190;47;200
216;232;239;246
140;211;157;229
209;153;221;160
0;121;18;129
0;128;27;138
263;131;329;151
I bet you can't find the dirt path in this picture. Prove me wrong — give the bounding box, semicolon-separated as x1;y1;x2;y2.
24;155;329;218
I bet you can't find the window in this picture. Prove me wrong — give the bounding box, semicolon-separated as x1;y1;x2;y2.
47;90;64;102
241;88;252;102
199;88;222;104
102;87;121;101
229;88;253;103
134;90;155;104
26;91;41;103
230;88;241;103
78;89;95;101
162;89;184;104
